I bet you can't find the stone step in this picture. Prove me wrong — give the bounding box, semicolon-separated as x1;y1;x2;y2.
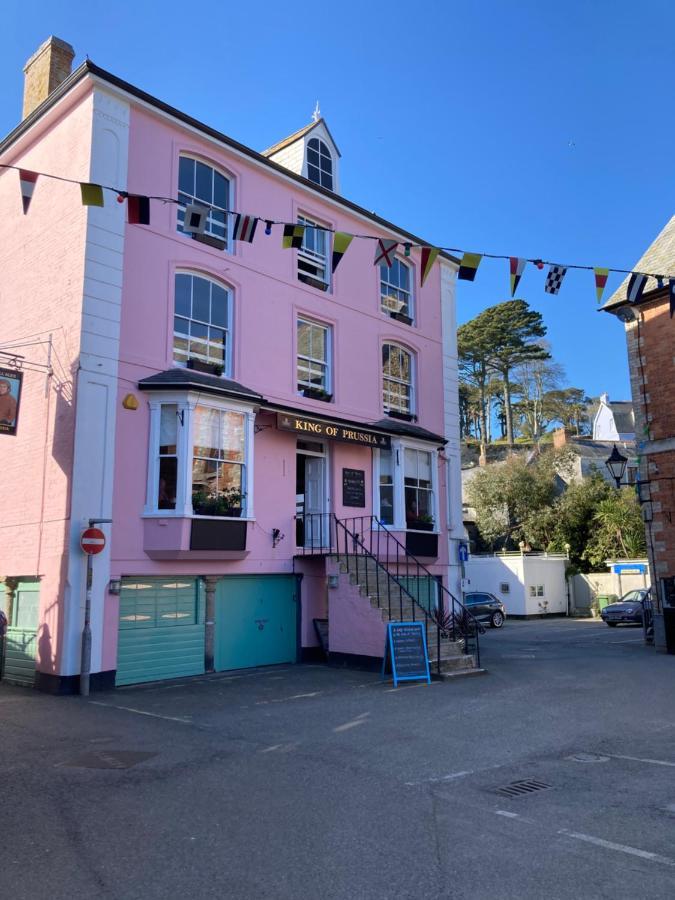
437;655;477;674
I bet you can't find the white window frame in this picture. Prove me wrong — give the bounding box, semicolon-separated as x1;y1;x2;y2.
380;258;414;322
173;271;233;375
144;391;256;520
306;137;334;190
297;317;332;396
177;155;231;249
382;343;415;416
372;439;438;533
297;214;330;290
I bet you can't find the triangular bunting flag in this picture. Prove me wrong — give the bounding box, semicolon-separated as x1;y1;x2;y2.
509;257;526;296
127;195;150;225
627;272;647;304
669;279;675;319
282;224;305;249
374;239;398;268
594;268;609;303
457;252;482;282
232;213;258;243
420;247;440;286
80;183;104;207
19;170;38;214
544;265;567;295
331;232;353;273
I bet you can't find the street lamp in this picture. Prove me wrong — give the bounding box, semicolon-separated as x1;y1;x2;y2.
605;444;628;488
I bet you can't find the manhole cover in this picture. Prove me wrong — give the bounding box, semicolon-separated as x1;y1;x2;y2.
59;750;157;770
494;779;552;798
566;752;610;763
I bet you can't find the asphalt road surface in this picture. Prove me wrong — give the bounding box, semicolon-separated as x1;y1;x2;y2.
2;617;675;899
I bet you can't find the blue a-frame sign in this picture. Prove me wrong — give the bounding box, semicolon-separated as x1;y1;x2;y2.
382;621;431;687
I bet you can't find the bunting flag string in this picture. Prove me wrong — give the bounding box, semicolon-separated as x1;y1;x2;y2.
5;161;675;305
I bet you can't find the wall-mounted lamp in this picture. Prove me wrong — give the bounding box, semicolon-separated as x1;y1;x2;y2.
272;528;284;549
108;579;121;595
328;574;339;589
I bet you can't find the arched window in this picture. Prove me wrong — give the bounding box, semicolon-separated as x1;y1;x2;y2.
382;343;414;416
306;138;333;190
173;272;231;375
177;156;230;245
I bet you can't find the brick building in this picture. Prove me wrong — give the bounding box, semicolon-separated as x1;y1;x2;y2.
603;215;675;652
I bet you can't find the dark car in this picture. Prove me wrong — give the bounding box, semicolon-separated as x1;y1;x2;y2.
600;589;650;627
463;592;506;628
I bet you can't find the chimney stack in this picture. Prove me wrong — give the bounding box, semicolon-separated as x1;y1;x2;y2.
553;427;568;449
23;36;75;119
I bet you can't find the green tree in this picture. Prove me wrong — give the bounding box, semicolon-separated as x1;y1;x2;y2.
458;318;493;456
583;488;647;567
513;356;565;441
545;387;592;435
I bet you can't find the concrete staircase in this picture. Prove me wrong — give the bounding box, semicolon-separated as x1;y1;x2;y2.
338;558;479;676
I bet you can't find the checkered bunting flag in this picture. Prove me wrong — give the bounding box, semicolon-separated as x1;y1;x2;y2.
544;265;567;295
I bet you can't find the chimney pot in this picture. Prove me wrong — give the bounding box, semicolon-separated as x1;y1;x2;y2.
23;36;75;119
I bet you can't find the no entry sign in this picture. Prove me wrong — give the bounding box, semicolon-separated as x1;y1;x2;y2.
81;527;106;555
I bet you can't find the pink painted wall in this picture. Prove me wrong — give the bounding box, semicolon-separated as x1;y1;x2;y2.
0;86;94;674
327;562;386;659
101;103;452;664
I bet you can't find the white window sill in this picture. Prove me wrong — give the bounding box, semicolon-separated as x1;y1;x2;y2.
143;511;255;522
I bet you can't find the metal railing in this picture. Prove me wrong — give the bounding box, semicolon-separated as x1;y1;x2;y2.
296;513;482;668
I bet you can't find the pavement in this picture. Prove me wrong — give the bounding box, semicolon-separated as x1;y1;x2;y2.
2;617;675;899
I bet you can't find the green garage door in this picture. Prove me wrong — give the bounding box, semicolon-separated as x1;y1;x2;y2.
116;577;205;686
2;581;39;686
215;576;298;672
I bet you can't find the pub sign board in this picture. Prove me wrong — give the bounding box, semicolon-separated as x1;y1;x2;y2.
382;621;431;687
0;367;22;437
276;413;391;449
342;468;366;507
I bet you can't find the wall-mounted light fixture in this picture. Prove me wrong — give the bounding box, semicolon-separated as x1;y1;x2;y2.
328;574;339;589
272;528;284;548
108;579;121;595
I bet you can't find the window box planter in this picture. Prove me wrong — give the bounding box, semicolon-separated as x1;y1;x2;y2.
405;531;438;558
186;358;224;376
298;273;329;292
386;410;417;422
190;518;247;551
301;387;333;402
407;518;435;532
191;491;243;518
192;232;226;251
390;311;413;326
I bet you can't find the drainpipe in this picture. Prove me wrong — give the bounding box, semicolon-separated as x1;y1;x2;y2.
204;576;218;673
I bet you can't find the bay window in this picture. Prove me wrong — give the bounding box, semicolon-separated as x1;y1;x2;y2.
374;441;437;532
145;394;255;519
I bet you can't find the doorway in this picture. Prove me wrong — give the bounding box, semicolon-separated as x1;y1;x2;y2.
296;440;328;548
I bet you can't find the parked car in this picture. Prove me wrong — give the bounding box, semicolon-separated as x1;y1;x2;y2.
463;592;506;628
600;589;650;627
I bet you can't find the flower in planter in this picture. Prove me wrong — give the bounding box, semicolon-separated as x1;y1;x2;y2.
192;487;244;517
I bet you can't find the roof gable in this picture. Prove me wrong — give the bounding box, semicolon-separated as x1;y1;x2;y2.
605;215;675;309
263;117;341;159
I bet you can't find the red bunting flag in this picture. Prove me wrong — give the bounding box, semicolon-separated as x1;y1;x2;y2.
19;169;38;214
593;267;609;303
127;195;151;225
510;257;526;296
420;247;440;286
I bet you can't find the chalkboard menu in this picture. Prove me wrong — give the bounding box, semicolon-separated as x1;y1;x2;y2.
342;468;366;507
382;622;431;687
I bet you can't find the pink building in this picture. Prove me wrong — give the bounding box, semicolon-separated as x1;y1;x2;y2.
0;38;472;692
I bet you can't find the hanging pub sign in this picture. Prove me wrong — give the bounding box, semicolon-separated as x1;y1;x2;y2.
276;413;391;448
0;367;22;436
342;468;366;507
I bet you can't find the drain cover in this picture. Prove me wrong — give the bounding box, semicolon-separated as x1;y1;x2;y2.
59;750;157;770
566;752;610;763
494;778;552;798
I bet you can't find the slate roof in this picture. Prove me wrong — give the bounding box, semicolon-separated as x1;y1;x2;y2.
605;215;675;309
370;419;446;445
610;401;635;436
138;369;263;401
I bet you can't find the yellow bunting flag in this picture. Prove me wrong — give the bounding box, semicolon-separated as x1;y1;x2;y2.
457;252;482;282
80;183;104;207
331;232;354;273
420;247;440;286
282;224;305;249
594;267;610;303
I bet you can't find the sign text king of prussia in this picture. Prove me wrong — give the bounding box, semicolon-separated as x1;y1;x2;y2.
276;413;391;448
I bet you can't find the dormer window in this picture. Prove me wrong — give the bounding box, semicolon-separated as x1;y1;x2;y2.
306;138;333;190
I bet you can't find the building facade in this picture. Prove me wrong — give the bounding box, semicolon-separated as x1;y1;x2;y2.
0;38;468;691
603;215;675;653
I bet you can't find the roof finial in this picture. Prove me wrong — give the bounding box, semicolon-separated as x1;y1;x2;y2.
312;101;321;123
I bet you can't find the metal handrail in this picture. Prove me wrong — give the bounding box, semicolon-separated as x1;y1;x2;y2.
296;512;482;668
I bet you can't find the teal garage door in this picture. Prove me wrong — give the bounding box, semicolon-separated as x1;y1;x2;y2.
2;581;39;686
215;576;298;672
116;577;205;686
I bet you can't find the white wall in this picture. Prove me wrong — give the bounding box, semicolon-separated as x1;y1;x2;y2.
464;555;568;617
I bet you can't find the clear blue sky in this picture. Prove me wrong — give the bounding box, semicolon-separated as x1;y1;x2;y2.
4;0;674;403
